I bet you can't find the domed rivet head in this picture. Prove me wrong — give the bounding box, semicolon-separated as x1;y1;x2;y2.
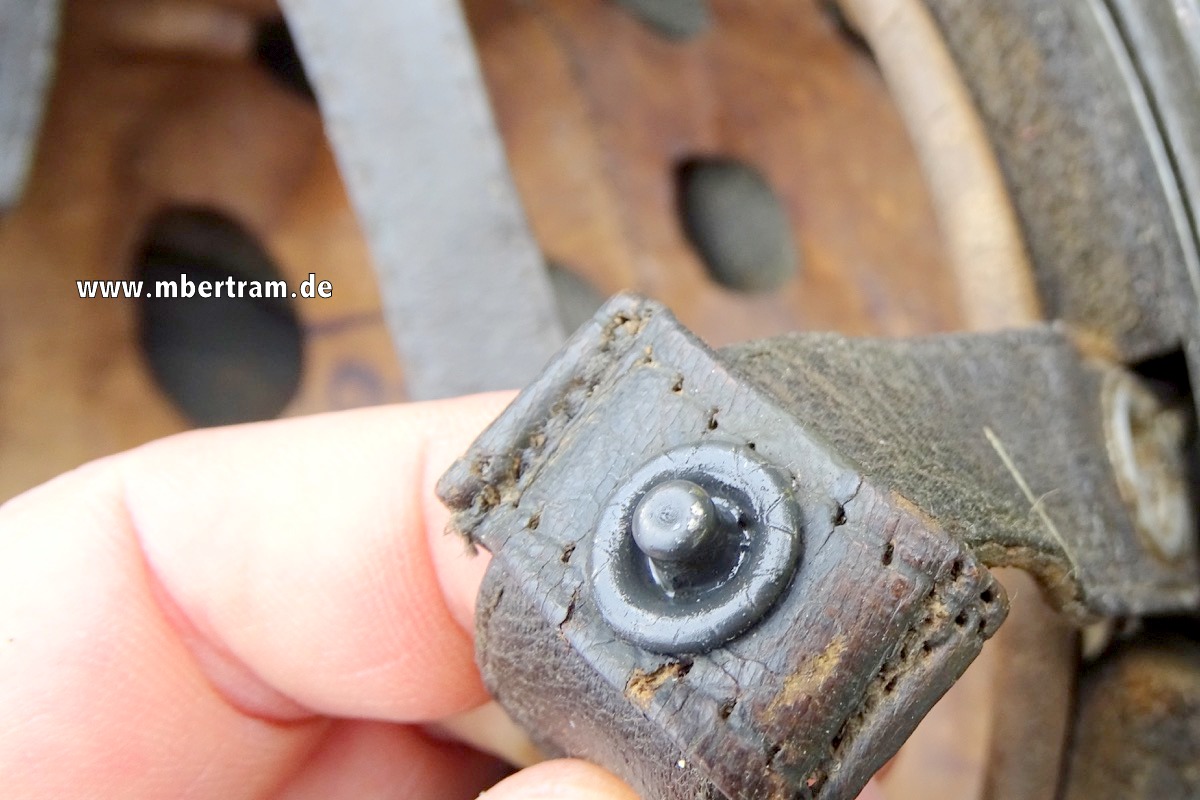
590;442;804;654
632;479;718;564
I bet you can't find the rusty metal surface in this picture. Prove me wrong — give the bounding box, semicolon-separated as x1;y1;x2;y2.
465;0;963;346
0;0;408;501
1064;633;1200;799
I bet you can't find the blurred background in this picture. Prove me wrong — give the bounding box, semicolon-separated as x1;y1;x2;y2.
0;1;993;796
0;0;962;502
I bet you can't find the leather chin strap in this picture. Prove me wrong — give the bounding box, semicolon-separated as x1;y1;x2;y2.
439;295;1199;800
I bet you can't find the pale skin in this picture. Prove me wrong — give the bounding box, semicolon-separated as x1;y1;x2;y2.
0;392;884;799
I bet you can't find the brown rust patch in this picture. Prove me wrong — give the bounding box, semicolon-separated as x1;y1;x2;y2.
625;661;690;709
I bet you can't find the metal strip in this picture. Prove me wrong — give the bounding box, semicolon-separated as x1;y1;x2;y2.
0;0;61;209
281;0;565;399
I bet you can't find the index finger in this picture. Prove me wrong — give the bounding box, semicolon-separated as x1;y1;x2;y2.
0;392;514;794
123;392;516;722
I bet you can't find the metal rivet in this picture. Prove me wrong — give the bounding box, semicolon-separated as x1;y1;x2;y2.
1102;371;1193;563
632;479;720;563
589;442;804;654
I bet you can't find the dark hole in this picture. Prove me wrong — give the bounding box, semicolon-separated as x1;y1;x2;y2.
254;17;316;102
949;559;963;580
954;611;968;627
1132;347;1194;407
882;541;894;566
718;699;736;720
1130;347;1200;536
883;676;897;693
676;157;799;293
980;588;994;603
833;505;846;526
611;0;711;41
135;207;303;427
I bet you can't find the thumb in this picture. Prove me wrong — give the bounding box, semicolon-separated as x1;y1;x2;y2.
481;760;887;800
481;760;638;800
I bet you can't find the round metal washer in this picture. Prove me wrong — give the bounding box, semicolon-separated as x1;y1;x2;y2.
588;442;803;654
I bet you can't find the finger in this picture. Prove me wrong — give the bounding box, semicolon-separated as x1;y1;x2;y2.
0;457;324;797
116;392;515;723
478;760;886;800
479;759;639;800
0;393;513;797
275;721;511;800
859;779;887;800
427;700;545;768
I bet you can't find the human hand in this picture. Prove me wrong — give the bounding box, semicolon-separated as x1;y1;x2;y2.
0;393;885;799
